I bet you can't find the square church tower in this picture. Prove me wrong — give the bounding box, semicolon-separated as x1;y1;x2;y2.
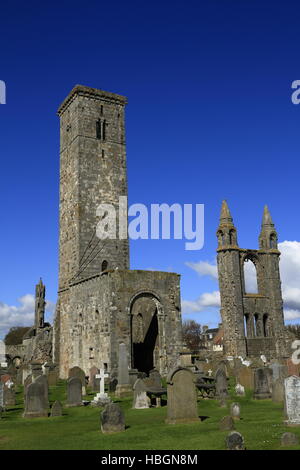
53;85;182;379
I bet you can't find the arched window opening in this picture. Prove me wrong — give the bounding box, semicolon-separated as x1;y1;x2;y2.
244;314;249;337
254;313;259;337
101;260;108;272
244;258;258;293
217;230;225;247
270;233;277;249
229;229;235;246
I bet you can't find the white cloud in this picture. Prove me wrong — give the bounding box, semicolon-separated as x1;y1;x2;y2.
182;291;220;314
0;294;55;339
185;260;218;280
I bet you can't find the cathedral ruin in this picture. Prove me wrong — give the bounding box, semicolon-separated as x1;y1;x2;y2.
216;200;288;360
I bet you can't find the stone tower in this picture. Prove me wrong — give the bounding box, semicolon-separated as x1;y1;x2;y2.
54;86;182;379
216;200;287;359
57;85;129;290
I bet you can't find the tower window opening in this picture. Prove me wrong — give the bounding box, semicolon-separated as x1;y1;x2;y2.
103;120;106;140
244;258;258;294
100;105;103;116
102;149;105;159
102;260;108;272
96;119;101;139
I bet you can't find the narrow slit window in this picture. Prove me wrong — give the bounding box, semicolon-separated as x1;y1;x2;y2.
103;120;106;140
96;119;101;139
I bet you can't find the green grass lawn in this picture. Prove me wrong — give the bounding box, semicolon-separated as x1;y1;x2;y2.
0;381;299;450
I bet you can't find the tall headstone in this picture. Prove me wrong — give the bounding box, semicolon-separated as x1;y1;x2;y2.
89;366;100;392
30;363;43;381
132;379;150;409
115;343;132;398
23;382;48;418
272;378;284;403
101;403;125;434
68;366;86;395
215;368;228;398
67;377;82;407
165;367;199;424
284;376;300;426
35;375;49;406
253;368;272;399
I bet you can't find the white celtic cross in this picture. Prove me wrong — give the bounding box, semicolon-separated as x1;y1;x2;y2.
95;368;109;396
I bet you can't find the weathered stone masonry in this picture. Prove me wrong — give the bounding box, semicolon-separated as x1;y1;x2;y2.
216;201;287;359
53;85;182;378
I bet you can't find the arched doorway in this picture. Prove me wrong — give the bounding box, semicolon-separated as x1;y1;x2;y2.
130;293;161;374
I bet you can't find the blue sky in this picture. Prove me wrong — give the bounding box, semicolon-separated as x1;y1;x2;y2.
1;0;300;338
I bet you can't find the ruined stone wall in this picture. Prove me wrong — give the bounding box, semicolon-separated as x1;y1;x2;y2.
56;270;182;379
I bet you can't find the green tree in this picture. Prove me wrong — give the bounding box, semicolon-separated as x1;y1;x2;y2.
4;326;31;345
182;319;202;351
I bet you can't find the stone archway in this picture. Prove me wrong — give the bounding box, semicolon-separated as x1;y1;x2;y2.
130;293;162;375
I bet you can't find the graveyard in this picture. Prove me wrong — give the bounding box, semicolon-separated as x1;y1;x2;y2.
0;377;300;451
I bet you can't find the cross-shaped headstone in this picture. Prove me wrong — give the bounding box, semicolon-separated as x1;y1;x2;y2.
207;369;213;377
96;369;109;396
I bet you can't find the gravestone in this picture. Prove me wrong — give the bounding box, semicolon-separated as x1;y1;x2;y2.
215;368;228;399
219;415;235;431
66;377;82;407
101;403;125;434
115;343;132;397
230;403;240;420
226;431;245;450
23;382;48;418
270;363;288;383
272;378;284;403
89;366;100;392
281;432;299;446
132;379;150;409
68;366;86;395
144;369;162;389
44;363;58;386
91;369;111;406
165;367;199;424
129;369;139;386
253;368;272;399
237;367;254;390
30;363;43;381
109;377;118;392
50;400;63;417
4;384;15;407
284;375;300;426
235;383;245;396
35;375;49;406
